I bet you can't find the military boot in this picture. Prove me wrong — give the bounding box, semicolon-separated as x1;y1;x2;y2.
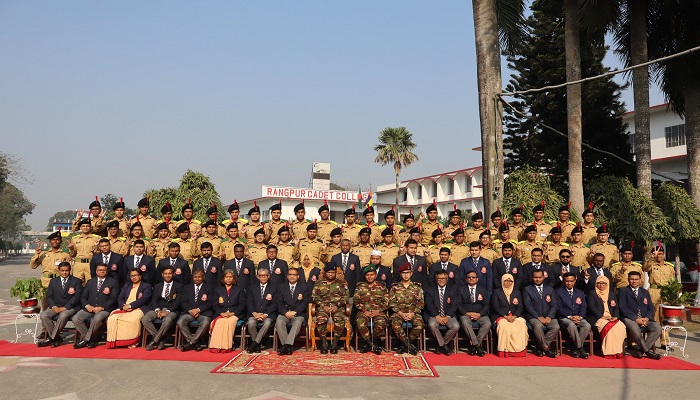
319;337;329;354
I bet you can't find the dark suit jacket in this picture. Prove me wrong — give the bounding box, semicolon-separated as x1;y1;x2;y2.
429;262;459;287
329;252;361;295
276;282;310;319
618;286;655;320
124;254;157;284
144;281;182;313
298;267;322;290
586;291;620;326
256;258;288;286
521;263;556;288
80;277;119;312
457;285;489;317
392;254;429;288
524;285;558;319
551;263;581;289
179;283;215;317
213;285;246;317
46;276;83;311
423;284;459;319
374;265;393;292
554;287;587;319
577;267;613;292
90;252;125;285
224;258;254;289
117;281;153;310
156;258;192;286
246;283;278;319
458;257;493;294
192;256;223;287
492;257;523;289
490;288;524;321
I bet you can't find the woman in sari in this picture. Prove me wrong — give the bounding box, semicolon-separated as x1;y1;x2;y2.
586;276;626;358
106;269;152;349
490;273;528;357
209;269;246;353
296;253;321;290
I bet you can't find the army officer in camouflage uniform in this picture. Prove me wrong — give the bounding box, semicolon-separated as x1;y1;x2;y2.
354;266;389;355
312;264;349;354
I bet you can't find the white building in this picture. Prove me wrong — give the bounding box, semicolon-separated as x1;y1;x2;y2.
623;103;688;182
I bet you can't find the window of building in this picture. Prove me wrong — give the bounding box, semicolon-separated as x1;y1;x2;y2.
465;176;472;193
431;181;438;197
447;179;454;195
401;190;408;202
415;186;422;200
665;124;686;148
628;133;635;154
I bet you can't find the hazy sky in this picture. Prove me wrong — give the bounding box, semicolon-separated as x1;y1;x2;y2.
1;1;665;231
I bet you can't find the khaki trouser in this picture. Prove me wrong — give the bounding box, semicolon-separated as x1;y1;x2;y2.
73;262;91;285
648;287;668;345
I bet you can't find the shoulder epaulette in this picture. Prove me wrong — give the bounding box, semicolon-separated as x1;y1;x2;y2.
263;220;270;223
193;219;201;224
549;220;558;225
222;219;231;225
664;261;674;267
91;234;100;238
176;220;185;226
240;218;248;223
316;239;323;243
118;237;126;242
421;219;428;223
218;222;226;227
240;238;247;243
632;261;642;267
561;243;569;247
584;244;591;248
329;220;338;225
442;244;451;249
305;219;312;223
493;239;502;244
62;249;70;254
611;262;622;267
358;221;366;226
221;238;229;243
396;224;404;230
172;239;181;243
248;244;255;248
142;237;151;242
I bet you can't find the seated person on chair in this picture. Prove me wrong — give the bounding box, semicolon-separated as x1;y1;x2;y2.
618;271;662;360
424;270;459;356
491;274;528;357
354;265;389;355
209;269;246;353
554;272;590;359
246;268;277;353
524;269;560;358
312;264;349;354
176;269;214;352
142;265;182;351
388;263;424;355
106;268;153;349
586;276;626;358
39;262;83;348
275;267;310;355
73;263;120;349
456;270;491;356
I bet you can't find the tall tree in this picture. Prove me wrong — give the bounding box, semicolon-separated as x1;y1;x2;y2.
373;127;419;215
173;170;224;222
564;0;584;212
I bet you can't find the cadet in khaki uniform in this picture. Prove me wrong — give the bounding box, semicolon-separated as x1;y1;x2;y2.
568;224;590;268
176;201;202;238
125;222;151;256
466;212;485;243
264;202;285;244
104;220;128;256
242;204;264;244
443;207;462;239
376;227;401;267
580;203;598;245
219;224;246;261
529;202;552;244
587;224;619;268
109;198;129;238
135;197;157;239
379;207;403;245
448;228;469;265
321;227;343;263
354;266;389;354
316;202;338;242
543;225;569;264
516;225;541;265
274;225;295;264
312;265;349;354
342;208;362;245
171;223;197;265
389;263;424;355
395;211;416;248
352;227;375;267
550;204;576;243
221;200;248;236
247;227;269;267
294;222;324;264
493;222;518;257
194;220;224;258
31;230;72;306
426;229;448;266
68;218;101;284
148;222;172;264
156;202;178;239
291;202;311;242
361;206;383;245
420;201;442;246
203;204;227;238
610;244;645;290
490;209;503;240
643;245;675;347
509;206;526;241
72;197;106;237
479;230;498;264
408;228;427;258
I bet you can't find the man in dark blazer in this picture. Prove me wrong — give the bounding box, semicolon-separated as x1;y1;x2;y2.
275;267;310;355
256;244;288;286
369;250;392;290
124;239;157;284
551;249;581;289
246;268;278;353
458;242;492;294
90;238;125;286
555;272;591;358
72;263;119;348
429;248;459;287
521;248;556;288
223;243;254;289
456;270;491;356
192;242;223;286
329;239;361;300
38;262;83;347
392;239;428;287
492;242;523;290
176;269;214;351
156;242;192;286
577;253;613;292
618;271;662;359
523;269;560;357
424;270;460;355
142;265;182;351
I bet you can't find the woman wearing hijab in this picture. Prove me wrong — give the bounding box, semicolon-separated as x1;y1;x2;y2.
209;269;246;353
106;269;152;348
586;275;626;358
490;273;528;357
296;253;321;290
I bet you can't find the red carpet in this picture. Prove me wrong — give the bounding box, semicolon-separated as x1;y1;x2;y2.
211;351;437;377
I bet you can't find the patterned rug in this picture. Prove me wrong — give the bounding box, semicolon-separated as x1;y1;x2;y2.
211;351;438;377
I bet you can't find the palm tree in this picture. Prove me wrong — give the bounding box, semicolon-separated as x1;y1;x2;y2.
564;0;585;213
374;127;419;215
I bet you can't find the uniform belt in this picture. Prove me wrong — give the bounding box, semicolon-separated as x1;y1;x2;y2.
43;273;57;278
76;258;90;263
649;284;658;289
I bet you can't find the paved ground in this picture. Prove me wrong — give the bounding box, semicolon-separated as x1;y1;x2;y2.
1;255;698;400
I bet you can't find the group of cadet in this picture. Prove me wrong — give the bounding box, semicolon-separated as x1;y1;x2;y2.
31;197;673;359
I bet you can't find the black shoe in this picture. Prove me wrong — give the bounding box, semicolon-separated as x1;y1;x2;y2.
74;339;88;349
157;341;165;350
285;344;293;355
579;348;589;359
372;344;383;355
466;346;476;356
146;341;158;351
51;337;63;348
246;342;256;353
86;341;99;349
440;344;452;356
645;350;662;360
433;345;442;355
278;344;286;356
181;342;193;352
38;338;53;348
359;340;370;354
570;348;580;358
532;347;544;357
396;343;406;355
408;342;418;356
330;338;339;354
629;348;643;359
319;338;329;354
475;345;486;357
195;344;203;352
544;348;557;358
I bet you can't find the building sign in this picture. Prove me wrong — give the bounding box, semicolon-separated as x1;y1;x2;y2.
263;186;368;202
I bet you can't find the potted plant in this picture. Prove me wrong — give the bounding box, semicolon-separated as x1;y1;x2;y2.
10;278;45;314
658;278;696;326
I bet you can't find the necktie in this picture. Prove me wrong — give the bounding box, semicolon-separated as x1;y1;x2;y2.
204;258;210;272
97;279;104;293
61;278;66;290
596;268;602;277
170;258;176;266
535;264;541;270
261;285;265;299
634;289;638;299
342;254;348;269
194;285;200;300
442;263;447;271
470;287;475;303
103;255;108;264
236;259;242;274
290;284;296;296
505;258;510;273
634;289;641;317
135;256;141;268
569;290;574;301
164;283;170;299
409;256;414;266
537;286;543;298
439;287;445;316
270;260;275;271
